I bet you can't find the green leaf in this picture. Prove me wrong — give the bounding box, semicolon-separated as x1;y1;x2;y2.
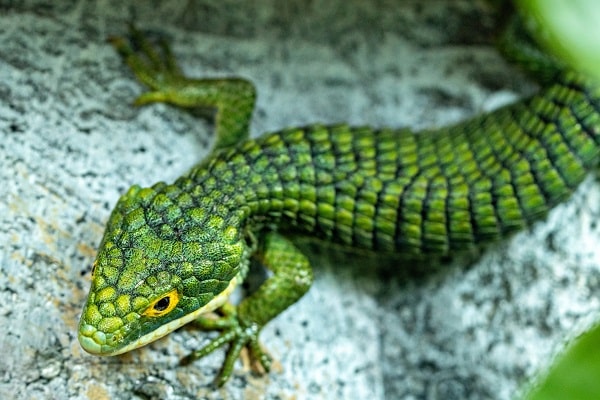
524;322;600;400
516;0;600;81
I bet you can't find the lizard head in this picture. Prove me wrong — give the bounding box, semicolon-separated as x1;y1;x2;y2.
78;182;247;356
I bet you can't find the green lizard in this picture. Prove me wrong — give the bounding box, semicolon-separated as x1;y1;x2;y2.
78;23;600;386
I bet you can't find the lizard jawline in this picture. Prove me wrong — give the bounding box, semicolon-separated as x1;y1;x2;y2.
97;273;241;356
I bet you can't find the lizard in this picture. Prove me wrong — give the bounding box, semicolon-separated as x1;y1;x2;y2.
78;20;600;386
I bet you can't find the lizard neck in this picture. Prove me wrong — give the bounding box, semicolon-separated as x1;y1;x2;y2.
184;127;334;236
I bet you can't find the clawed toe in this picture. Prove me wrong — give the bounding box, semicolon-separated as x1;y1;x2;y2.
181;306;271;386
107;25;183;91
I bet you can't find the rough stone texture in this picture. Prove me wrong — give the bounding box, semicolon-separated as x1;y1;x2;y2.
1;1;600;399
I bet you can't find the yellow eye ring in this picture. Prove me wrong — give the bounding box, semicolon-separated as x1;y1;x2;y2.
142;288;179;317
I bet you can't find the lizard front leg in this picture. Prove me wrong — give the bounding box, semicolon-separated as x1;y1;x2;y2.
183;232;314;386
109;26;256;151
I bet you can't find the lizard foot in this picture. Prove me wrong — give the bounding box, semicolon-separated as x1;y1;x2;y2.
107;25;188;106
181;303;272;387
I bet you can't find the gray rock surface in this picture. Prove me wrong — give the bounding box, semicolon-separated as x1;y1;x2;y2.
1;1;600;399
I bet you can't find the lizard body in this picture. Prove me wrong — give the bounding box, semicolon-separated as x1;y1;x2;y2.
78;24;600;385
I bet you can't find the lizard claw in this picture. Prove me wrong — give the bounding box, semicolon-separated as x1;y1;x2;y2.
107;25;184;95
181;304;272;386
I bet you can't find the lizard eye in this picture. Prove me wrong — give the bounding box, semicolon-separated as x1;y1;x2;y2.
154;297;170;311
142;288;179;317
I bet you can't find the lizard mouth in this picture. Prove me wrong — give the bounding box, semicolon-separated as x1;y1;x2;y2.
78;318;176;356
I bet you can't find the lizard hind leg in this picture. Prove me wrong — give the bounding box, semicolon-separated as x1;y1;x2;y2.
497;14;563;84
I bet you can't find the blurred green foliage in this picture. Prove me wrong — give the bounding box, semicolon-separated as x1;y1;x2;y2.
523;323;600;399
514;3;600;399
516;0;600;81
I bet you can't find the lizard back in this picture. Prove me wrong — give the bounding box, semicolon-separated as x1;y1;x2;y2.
185;70;600;258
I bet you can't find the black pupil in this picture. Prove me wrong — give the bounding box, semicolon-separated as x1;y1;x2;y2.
154;297;170;311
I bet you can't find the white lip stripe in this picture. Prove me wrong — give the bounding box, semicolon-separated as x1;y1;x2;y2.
107;274;242;356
